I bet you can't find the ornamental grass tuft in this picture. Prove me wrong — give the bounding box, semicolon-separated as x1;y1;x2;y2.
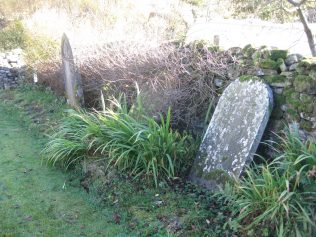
42;95;196;187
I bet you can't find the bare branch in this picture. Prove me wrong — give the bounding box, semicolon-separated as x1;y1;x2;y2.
287;0;308;7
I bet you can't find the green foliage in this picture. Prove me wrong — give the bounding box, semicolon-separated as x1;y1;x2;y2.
217;129;316;237
0;20;27;50
42;94;196;187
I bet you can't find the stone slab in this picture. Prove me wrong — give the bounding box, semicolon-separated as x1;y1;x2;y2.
61;33;84;108
189;79;273;190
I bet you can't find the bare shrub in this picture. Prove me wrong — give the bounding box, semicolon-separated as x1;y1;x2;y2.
77;41;238;132
36;61;64;94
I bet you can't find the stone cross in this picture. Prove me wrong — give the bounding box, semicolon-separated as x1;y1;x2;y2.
61;33;84;108
189;78;273;190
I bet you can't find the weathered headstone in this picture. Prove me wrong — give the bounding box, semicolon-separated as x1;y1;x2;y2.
190;79;273;190
61;33;84;108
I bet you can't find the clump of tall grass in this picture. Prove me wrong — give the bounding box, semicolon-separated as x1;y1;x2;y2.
217;130;316;237
42;94;196;187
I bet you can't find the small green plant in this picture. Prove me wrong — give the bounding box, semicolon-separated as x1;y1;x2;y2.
42;110;92;168
42;94;196;187
216;130;316;237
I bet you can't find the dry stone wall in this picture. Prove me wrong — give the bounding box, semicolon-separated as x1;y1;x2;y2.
214;45;316;140
0;48;25;89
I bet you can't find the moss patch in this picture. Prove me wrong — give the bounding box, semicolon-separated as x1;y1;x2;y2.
293;75;314;92
263;75;286;84
271;107;284;119
259;59;282;70
242;44;256;57
274;94;286;106
284;88;299;99
202;169;233;184
296;58;316;74
298;103;314;114
239;75;262;82
300;94;314;104
300;120;313;132
269;49;288;61
286;108;300;121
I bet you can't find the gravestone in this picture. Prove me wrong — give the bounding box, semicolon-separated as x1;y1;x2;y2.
190;78;273;190
61;33;84;108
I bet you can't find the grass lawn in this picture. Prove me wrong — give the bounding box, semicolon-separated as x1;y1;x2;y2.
0;86;232;237
0;89;131;237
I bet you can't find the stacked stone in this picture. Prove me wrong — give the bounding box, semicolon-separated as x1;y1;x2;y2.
229;46;316;138
0;48;24;90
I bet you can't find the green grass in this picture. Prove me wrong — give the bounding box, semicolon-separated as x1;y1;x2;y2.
217;130;316;237
0;85;233;237
42;95;196;187
0;97;131;236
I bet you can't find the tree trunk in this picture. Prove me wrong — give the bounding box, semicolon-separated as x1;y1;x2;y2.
287;0;316;56
297;7;316;56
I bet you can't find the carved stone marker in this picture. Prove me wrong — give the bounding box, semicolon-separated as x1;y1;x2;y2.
61;33;84;108
190;78;273;190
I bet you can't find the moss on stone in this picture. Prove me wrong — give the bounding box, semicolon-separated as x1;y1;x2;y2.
208;45;220;52
298;103;314;114
284;88;299;99
269;49;288;61
293;75;314;92
300;94;314;104
274;94;286;106
287;108;300;121
286;97;301;109
271;107;284;119
309;69;316;80
202;169;232;184
259;58;281;70
296;58;316;74
239;75;262;82
192;164;204;177
242;44;256;57
263;75;286;84
285;88;301;110
300;120;313;132
273;119;287;132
